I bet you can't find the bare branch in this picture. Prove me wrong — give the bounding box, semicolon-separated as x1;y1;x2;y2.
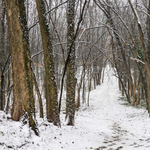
28;0;69;31
130;57;145;65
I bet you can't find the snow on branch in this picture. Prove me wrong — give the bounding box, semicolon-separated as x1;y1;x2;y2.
128;0;141;25
78;25;104;40
31;50;43;59
137;8;150;18
28;0;69;31
130;57;145;65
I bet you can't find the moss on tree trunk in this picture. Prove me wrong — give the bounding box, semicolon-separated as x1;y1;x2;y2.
35;0;60;125
66;0;75;125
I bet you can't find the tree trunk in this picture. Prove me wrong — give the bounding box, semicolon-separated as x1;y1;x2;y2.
102;67;105;83
66;0;75;125
136;77;142;106
128;0;150;114
31;67;43;118
82;70;86;104
87;67;92;106
35;0;60;126
0;0;5;111
5;69;11;114
4;0;39;135
0;73;4;110
132;60;137;106
121;83;124;96
119;79;121;91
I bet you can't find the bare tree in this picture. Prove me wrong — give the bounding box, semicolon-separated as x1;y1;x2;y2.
35;0;60;126
4;0;39;135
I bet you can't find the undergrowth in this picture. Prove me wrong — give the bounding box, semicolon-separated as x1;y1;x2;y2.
118;94;147;110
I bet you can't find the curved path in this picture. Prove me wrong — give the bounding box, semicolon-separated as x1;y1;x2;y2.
75;67;150;150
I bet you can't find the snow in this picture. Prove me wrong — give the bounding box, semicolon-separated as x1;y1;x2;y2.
1;66;150;150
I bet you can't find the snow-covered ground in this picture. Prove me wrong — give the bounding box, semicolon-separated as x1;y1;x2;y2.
0;66;150;150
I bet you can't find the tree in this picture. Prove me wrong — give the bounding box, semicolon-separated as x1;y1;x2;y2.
66;0;75;125
128;0;150;114
4;0;39;135
0;0;5;110
35;0;60;126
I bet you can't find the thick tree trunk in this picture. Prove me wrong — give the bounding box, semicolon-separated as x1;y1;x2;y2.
35;0;60;125
4;0;38;135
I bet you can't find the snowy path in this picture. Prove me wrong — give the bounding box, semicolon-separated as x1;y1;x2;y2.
74;67;150;150
1;67;150;150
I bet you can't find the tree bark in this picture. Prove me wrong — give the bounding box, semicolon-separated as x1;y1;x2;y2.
66;0;75;125
31;67;43;118
35;0;60;125
128;0;150;113
0;0;5;110
4;0;39;135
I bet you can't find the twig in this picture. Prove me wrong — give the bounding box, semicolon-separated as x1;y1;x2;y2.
130;57;145;65
28;0;69;31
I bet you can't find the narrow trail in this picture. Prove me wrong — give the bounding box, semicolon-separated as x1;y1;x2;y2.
76;66;150;150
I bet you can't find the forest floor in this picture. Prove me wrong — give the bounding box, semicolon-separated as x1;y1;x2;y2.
0;66;150;150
